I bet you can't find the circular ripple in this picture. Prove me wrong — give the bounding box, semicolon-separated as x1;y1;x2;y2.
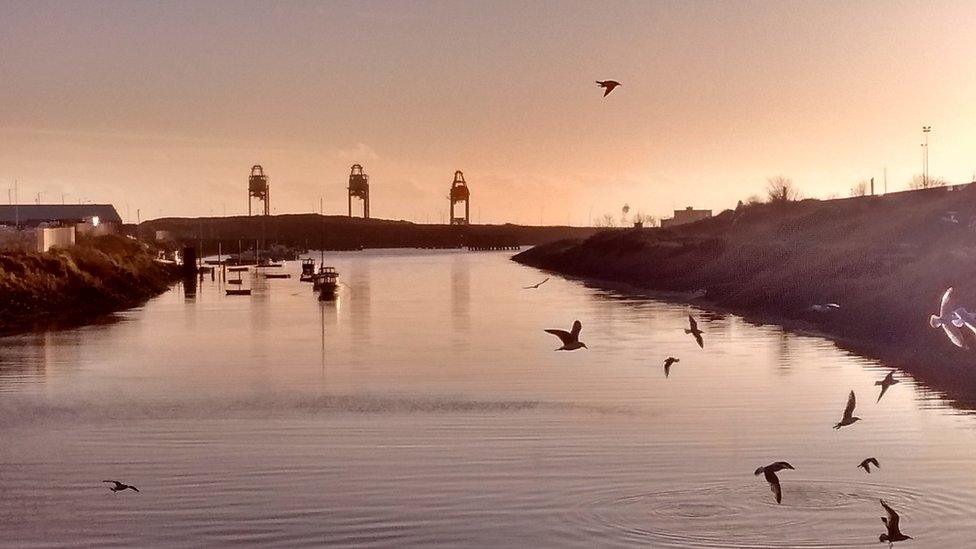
576;480;938;549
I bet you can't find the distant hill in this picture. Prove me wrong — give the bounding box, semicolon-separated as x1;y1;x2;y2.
139;214;598;252
514;185;976;407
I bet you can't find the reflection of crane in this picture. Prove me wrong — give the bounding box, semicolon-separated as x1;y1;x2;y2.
248;165;270;216
449;171;470;225
347;164;370;218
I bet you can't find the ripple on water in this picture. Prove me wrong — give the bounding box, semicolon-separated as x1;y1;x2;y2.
576;479;966;548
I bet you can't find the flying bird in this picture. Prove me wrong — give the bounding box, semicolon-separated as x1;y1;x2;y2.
685;315;704;349
930;287;969;349
754;461;795;504
663;356;679;378
523;277;550;290
809;303;840;313
879;499;913;546
544;320;587;351
875;370;899;403
103;480;139;493
595;80;621;97
858;457;880;473
833;390;861;429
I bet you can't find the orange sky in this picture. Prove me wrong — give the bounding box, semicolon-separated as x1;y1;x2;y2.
2;1;975;225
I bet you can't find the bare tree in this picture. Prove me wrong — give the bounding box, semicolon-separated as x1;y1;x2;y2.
595;213;617;227
908;174;948;190
766;176;801;203
850;180;869;197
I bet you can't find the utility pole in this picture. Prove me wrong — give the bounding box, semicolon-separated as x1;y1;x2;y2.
14;180;18;229
870;177;874;196
922;125;931;186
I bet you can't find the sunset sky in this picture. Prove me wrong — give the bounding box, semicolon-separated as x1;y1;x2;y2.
2;0;975;225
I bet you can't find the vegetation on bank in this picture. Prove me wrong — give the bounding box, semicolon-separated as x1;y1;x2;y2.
514;185;976;405
0;235;180;333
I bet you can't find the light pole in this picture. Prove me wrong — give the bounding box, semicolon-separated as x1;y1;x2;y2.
62;192;70;204
922;125;931;186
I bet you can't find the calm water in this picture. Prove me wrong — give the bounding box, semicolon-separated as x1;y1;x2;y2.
1;249;974;547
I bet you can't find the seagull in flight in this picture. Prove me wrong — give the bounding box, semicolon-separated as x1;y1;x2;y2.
663;356;679;378
595;80;621;97
523;277;550;290
858;457;880;473
685;315;704;349
875;370;899;403
103;480;139;493
879;499;912;546
833;390;861;429
545;320;587;351
754;461;794;504
930;287;969;349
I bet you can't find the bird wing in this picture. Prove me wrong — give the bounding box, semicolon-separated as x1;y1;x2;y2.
544;329;575;346
603;87;612;97
570;320;582;338
664;363;671;378
941;323;969;349
769;476;782;504
940;288;954;316
102;480;121;487
688;315;698;331
693;332;704;349
538;277;550;287
843;390;856;420
129;486;139;492
877;384;890;403
868;458;880;468
880;499;900;533
769;461;794;472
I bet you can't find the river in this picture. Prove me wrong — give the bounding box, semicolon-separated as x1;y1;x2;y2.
1;249;973;547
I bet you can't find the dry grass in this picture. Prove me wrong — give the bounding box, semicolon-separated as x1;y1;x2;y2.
515;186;976;404
0;235;179;332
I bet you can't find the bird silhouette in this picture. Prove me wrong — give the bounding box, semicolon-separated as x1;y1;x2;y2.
663;356;679;378
523;277;550;289
544;320;587;351
875;370;899;403
103;480;139;493
833;390;861;429
595;80;621;97
754;461;794;504
685;315;704;349
930;287;969;348
858;457;880;473
879;499;912;546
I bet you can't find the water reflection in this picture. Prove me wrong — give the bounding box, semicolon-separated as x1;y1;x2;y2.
2;250;976;546
451;254;470;332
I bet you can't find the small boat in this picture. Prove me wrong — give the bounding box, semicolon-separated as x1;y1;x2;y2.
228;278;243;285
264;273;292;279
255;260;283;269
314;266;339;300
228;266;249;273
226;288;252;296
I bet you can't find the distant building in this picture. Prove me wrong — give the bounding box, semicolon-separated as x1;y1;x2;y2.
660;206;712;228
0;204;123;228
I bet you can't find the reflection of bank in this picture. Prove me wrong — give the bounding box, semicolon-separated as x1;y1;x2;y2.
0;331;80;389
451;254;470;331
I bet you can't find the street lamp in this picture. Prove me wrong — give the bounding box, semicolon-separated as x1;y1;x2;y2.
922;126;931;186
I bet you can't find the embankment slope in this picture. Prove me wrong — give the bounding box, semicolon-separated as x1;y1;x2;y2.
0;235;180;333
515;186;976;406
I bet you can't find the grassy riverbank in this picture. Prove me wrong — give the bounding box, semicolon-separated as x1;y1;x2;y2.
514;185;976;406
0;235;180;334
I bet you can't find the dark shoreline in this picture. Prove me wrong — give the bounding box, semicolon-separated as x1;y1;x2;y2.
0;235;180;337
513;188;976;411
